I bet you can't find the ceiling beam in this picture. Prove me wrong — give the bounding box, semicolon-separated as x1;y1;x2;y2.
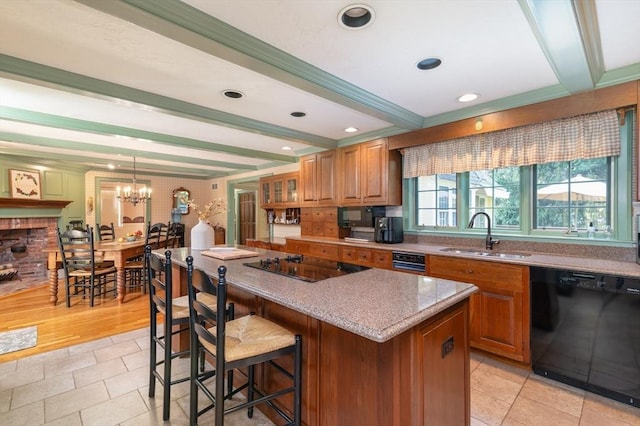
73;0;424;130
0;107;297;163
0;131;256;172
518;0;604;93
0;54;336;150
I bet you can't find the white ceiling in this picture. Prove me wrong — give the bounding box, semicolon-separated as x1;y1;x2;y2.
0;0;638;179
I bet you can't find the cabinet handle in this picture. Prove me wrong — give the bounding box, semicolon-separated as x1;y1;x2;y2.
466;269;474;274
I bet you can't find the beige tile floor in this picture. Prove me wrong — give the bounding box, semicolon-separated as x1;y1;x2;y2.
1;328;638;426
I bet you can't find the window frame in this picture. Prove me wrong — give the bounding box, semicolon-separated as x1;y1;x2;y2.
404;110;634;244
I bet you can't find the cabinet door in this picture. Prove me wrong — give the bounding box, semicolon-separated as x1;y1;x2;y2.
260;178;272;208
317;151;337;205
418;304;469;426
428;255;529;363
339;145;361;205
272;177;284;206
361;139;388;204
299;154;317;205
285;174;298;205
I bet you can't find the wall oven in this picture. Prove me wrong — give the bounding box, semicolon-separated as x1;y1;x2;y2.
391;251;426;273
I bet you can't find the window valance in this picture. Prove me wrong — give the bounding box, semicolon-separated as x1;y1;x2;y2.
403;109;620;178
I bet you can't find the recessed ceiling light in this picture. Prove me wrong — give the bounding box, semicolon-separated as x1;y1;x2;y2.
222;90;244;99
416;57;442;70
290;112;306;118
338;4;374;29
345;127;358;133
281;146;292;151
457;93;479;103
108;164;115;170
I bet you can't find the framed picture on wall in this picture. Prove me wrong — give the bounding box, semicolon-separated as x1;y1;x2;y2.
9;169;41;199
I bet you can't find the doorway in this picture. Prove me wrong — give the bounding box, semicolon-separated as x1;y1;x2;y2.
237;191;256;245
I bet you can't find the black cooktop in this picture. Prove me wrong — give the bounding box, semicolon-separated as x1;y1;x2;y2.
243;254;369;283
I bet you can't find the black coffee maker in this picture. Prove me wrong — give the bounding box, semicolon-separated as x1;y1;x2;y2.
374;217;403;243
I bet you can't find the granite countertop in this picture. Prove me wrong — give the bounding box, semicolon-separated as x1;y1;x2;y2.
285;235;640;278
165;247;478;343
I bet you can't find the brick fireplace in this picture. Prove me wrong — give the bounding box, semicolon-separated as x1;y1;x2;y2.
0;197;72;293
0;217;59;290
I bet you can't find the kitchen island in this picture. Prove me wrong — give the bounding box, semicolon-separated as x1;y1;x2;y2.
165;247;478;426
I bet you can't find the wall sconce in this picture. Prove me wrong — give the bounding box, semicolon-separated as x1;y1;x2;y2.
475;118;483;131
87;196;94;213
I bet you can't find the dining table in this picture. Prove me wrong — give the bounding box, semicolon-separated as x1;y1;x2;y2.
44;238;160;305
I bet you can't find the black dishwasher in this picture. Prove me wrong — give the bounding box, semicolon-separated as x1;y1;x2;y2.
530;267;640;408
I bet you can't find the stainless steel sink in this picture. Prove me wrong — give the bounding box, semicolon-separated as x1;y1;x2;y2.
439;247;530;259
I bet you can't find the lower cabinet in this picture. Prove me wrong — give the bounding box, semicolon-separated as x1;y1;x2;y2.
228;287;470;426
340;246;392;269
428;255;530;363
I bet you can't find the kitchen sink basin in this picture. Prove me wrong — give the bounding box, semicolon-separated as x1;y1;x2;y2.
439;247;530;259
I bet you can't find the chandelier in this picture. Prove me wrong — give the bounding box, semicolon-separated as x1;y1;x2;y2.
116;157;151;206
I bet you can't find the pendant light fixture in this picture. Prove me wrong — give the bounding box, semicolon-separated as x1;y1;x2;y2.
116;156;151;206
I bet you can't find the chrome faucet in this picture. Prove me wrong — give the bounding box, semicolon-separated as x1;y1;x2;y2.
468;212;499;250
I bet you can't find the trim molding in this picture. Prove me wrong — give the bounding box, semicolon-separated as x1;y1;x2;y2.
389;80;639;150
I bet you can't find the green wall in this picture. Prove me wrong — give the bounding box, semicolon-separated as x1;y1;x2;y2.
0;155;86;228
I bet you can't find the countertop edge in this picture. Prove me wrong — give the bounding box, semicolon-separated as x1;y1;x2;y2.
284;236;640;278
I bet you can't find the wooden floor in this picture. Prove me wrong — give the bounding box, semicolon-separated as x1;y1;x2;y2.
0;281;149;363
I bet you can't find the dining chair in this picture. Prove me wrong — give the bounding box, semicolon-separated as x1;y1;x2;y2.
124;222;167;292
186;259;302;426
57;226;117;307
96;222;115;241
145;246;221;421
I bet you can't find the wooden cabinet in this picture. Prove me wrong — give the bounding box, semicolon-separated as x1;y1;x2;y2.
285;239;311;255
428;255;530;363
299;150;337;206
338;138;402;206
259;172;299;208
340;246;392;269
300;207;344;238
309;242;339;260
225;280;470;426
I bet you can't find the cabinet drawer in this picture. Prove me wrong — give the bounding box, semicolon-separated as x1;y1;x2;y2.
371;249;392;269
312;223;325;236
309;243;339;260
300;208;313;222
312;208;326;222
429;256;524;291
340;247;358;263
324;222;340;237
286;240;310;255
301;222;313;235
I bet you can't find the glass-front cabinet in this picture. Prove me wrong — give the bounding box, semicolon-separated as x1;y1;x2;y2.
261;179;272;207
259;172;299;209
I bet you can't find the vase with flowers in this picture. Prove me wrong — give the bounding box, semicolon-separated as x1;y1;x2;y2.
188;199;227;250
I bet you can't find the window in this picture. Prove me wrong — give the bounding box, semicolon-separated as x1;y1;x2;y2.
469;168;521;229
416;174;456;228
535;158;609;231
406;109;633;242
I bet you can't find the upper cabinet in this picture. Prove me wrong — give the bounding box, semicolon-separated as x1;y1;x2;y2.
338;138;402;206
259;171;299;209
299;150;338;206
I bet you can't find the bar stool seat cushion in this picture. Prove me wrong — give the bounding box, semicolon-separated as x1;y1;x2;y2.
163;293;217;320
200;314;296;362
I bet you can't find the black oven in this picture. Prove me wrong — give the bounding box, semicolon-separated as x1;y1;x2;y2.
391;251;426;273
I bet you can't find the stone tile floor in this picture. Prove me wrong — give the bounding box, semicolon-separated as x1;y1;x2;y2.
1;327;638;425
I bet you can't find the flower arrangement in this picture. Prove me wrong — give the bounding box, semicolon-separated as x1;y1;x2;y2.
188;199;227;223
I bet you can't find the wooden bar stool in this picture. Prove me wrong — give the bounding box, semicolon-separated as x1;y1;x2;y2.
186;258;302;426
